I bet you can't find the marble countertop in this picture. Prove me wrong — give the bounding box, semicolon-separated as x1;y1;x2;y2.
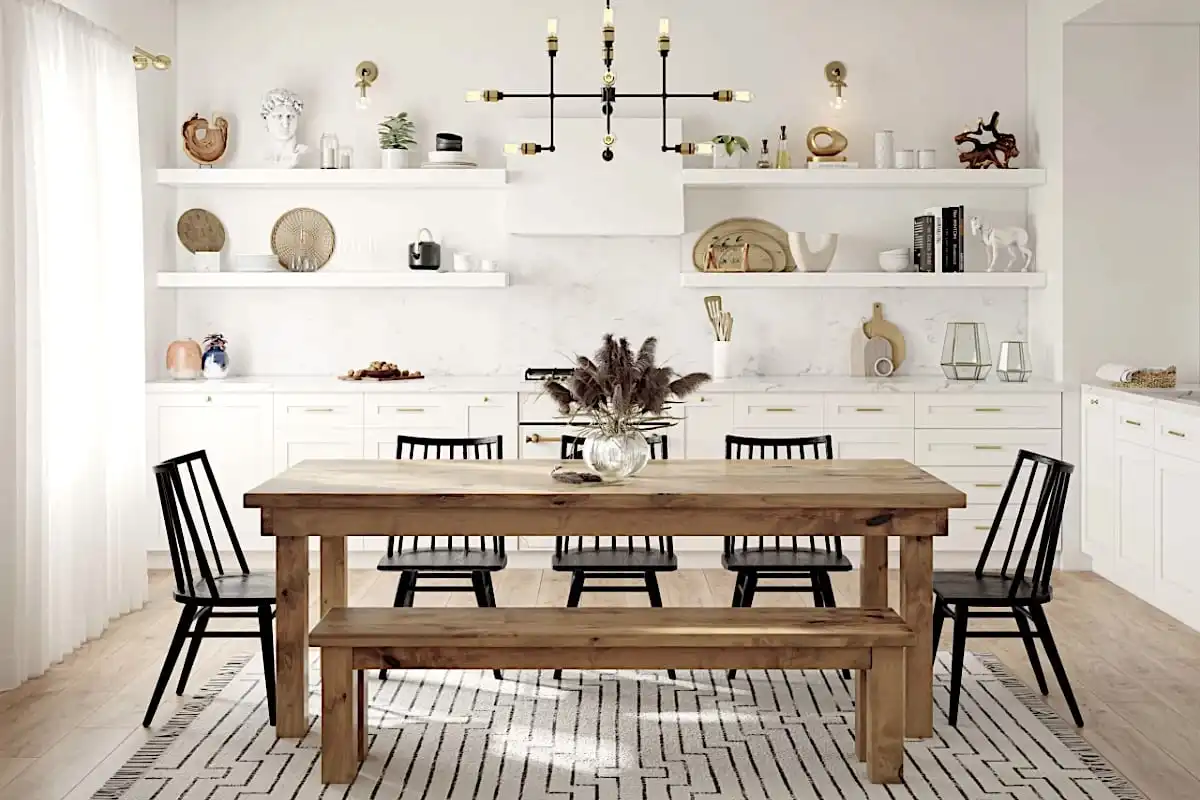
1084;383;1200;415
147;375;1066;394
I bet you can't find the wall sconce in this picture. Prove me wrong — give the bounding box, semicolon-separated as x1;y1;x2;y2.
355;61;378;110
132;46;171;71
825;61;847;110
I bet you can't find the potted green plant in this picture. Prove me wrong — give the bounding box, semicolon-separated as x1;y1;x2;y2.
712;135;749;169
378;112;416;169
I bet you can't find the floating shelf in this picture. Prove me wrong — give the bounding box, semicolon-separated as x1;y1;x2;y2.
682;168;1047;189
156;168;507;189
156;271;511;289
679;272;1047;289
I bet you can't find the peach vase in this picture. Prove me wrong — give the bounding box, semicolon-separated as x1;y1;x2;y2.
166;339;203;380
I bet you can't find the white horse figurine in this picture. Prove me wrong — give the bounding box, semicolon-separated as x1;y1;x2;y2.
970;217;1033;273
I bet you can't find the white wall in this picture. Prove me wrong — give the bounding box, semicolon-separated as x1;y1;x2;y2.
165;0;1034;378
1064;24;1200;383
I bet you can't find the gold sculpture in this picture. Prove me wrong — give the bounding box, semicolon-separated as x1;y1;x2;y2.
181;114;229;167
806;126;848;162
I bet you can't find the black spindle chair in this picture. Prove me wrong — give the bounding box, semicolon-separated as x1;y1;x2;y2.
724;434;852;680
933;450;1083;727
552;434;676;680
377;435;507;681
146;451;277;728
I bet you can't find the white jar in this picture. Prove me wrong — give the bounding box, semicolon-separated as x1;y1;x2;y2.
874;131;895;169
895;149;916;169
918;149;937;169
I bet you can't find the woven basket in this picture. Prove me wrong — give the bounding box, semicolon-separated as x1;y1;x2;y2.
1117;366;1177;389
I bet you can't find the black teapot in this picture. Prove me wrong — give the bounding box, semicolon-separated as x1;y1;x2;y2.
408;228;441;271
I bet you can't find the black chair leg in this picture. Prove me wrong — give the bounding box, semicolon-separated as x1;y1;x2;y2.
947;604;969;727
731;571;746;608
143;605;196;727
471;573;503;681
1013;608;1050;696
482;573;499;607
175;606;211;696
644;573;677;681
932;596;947;664
1029;604;1085;727
380;571;415;681
258;604;277;726
728;573;759;681
554;573;586;681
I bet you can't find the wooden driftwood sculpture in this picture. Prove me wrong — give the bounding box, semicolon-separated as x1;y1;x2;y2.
954;111;1019;169
182;113;230;166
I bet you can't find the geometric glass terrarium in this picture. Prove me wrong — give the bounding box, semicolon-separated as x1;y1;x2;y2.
997;341;1032;383
941;322;992;381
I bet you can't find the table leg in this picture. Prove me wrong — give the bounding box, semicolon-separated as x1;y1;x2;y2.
321;536;348;617
856;537;888;761
901;535;934;738
275;535;310;738
321;647;358;784
866;646;904;784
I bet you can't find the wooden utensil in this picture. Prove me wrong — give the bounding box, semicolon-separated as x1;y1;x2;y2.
862;302;906;372
717;311;734;342
704;296;723;339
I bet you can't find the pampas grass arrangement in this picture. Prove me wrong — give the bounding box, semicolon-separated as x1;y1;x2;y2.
543;335;710;435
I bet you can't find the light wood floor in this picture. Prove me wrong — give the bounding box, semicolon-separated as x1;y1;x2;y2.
1;570;1198;800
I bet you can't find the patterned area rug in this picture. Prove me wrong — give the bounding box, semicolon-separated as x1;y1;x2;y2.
93;654;1143;800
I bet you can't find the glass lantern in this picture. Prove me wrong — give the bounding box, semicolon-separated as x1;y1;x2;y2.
941;322;992;381
997;341;1033;383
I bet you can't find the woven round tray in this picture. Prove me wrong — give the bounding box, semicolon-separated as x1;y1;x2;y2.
176;209;226;253
1116;366;1177;389
270;208;335;271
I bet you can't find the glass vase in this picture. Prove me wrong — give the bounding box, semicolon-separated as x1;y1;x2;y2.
583;428;651;479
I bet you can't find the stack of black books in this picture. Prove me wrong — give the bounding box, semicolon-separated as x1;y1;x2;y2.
914;206;964;273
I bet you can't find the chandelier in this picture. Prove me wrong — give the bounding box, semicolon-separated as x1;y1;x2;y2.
466;2;753;161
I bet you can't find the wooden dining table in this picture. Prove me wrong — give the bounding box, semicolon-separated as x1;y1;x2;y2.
244;458;965;742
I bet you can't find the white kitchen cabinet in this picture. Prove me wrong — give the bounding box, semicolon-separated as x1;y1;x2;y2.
149;393;274;551
1112;439;1156;599
681;395;734;459
1154;451;1200;630
830;429;915;461
1081;393;1116;568
465;394;518;454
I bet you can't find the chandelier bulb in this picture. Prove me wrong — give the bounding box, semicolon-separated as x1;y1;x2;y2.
603;6;614;27
734;91;754;103
659;18;670;36
547;18;558;37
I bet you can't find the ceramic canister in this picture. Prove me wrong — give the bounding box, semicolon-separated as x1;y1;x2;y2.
874;131;895;169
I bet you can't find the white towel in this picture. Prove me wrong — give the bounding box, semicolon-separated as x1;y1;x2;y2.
1096;363;1137;383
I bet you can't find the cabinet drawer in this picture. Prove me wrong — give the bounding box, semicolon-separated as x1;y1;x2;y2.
923;467;1014;506
915;394;1061;429
365;394;464;429
946;506;1002;552
824;394;914;429
831;429;915;461
1154;408;1200;461
274;393;364;427
734;394;824;429
1115;401;1154;446
915;429;1061;466
520;393;586;423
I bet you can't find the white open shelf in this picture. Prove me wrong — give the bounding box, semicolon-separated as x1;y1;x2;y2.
679;272;1047;289
156;271;511;289
156;168;507;189
682;168;1046;189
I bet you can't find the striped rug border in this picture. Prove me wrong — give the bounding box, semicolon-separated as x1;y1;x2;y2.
89;652;1148;800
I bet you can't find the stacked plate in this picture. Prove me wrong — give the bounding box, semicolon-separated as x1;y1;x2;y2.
422;150;478;169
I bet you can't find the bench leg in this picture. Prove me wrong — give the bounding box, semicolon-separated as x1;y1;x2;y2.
357;671;367;763
322;647;359;784
855;669;868;762
866;647;905;784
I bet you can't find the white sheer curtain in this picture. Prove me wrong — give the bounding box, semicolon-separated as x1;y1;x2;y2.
0;0;149;690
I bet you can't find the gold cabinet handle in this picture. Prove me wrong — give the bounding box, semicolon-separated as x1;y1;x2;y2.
525;434;562;444
974;525;992;531
392;408;426;414
974;408;1003;413
1124;419;1142;427
303;408;336;413
1168;430;1187;439
974;445;1003;451
855;408;885;413
765;407;796;413
974;483;1004;489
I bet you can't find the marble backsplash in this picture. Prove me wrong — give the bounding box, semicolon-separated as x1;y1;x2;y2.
172;238;1028;378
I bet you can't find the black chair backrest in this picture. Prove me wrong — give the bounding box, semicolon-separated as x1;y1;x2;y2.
979;449;1074;598
154;450;249;600
557;434;672;556
723;434;841;558
388;435;504;558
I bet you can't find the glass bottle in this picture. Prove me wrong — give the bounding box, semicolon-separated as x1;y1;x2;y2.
775;125;792;170
320;133;339;169
756;138;772;169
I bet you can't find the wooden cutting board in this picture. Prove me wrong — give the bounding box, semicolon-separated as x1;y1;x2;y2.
863;302;906;372
850;321;869;376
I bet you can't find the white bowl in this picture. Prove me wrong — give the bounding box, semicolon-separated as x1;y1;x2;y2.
879;251;912;273
427;150;474;164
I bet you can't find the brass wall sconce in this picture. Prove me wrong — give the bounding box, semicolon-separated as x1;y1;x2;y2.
825;61;847;110
355;61;378;110
132;46;171;71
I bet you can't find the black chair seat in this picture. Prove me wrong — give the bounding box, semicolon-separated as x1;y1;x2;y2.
933;571;1051;606
552;548;678;573
722;549;853;572
175;572;277;606
377;549;508;572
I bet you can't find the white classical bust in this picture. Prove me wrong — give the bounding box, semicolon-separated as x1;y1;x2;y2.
260;89;307;169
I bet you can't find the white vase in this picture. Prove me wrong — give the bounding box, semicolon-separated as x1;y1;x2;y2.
381;149;410;169
712;149;743;169
713;341;733;380
788;232;840;273
874;131;895;169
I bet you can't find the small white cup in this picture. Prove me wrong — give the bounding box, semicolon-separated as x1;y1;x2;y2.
480;259;498;273
918;149;937;169
894;150;916;169
453;253;473;273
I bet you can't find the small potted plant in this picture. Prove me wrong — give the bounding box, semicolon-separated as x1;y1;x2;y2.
712;135;749;169
378;112;416;169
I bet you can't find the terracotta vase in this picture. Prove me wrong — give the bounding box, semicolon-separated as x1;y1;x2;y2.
166;339;203;380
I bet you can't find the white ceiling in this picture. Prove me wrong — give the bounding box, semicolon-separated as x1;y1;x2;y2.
1076;0;1200;24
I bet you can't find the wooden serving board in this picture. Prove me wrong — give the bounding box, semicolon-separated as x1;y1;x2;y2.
863;303;906;372
338;375;426;382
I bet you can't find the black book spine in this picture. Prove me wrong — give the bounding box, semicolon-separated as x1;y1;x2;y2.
914;216;935;272
949;206;964;273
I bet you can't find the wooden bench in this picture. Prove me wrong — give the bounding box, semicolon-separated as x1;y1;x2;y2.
310;606;915;785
